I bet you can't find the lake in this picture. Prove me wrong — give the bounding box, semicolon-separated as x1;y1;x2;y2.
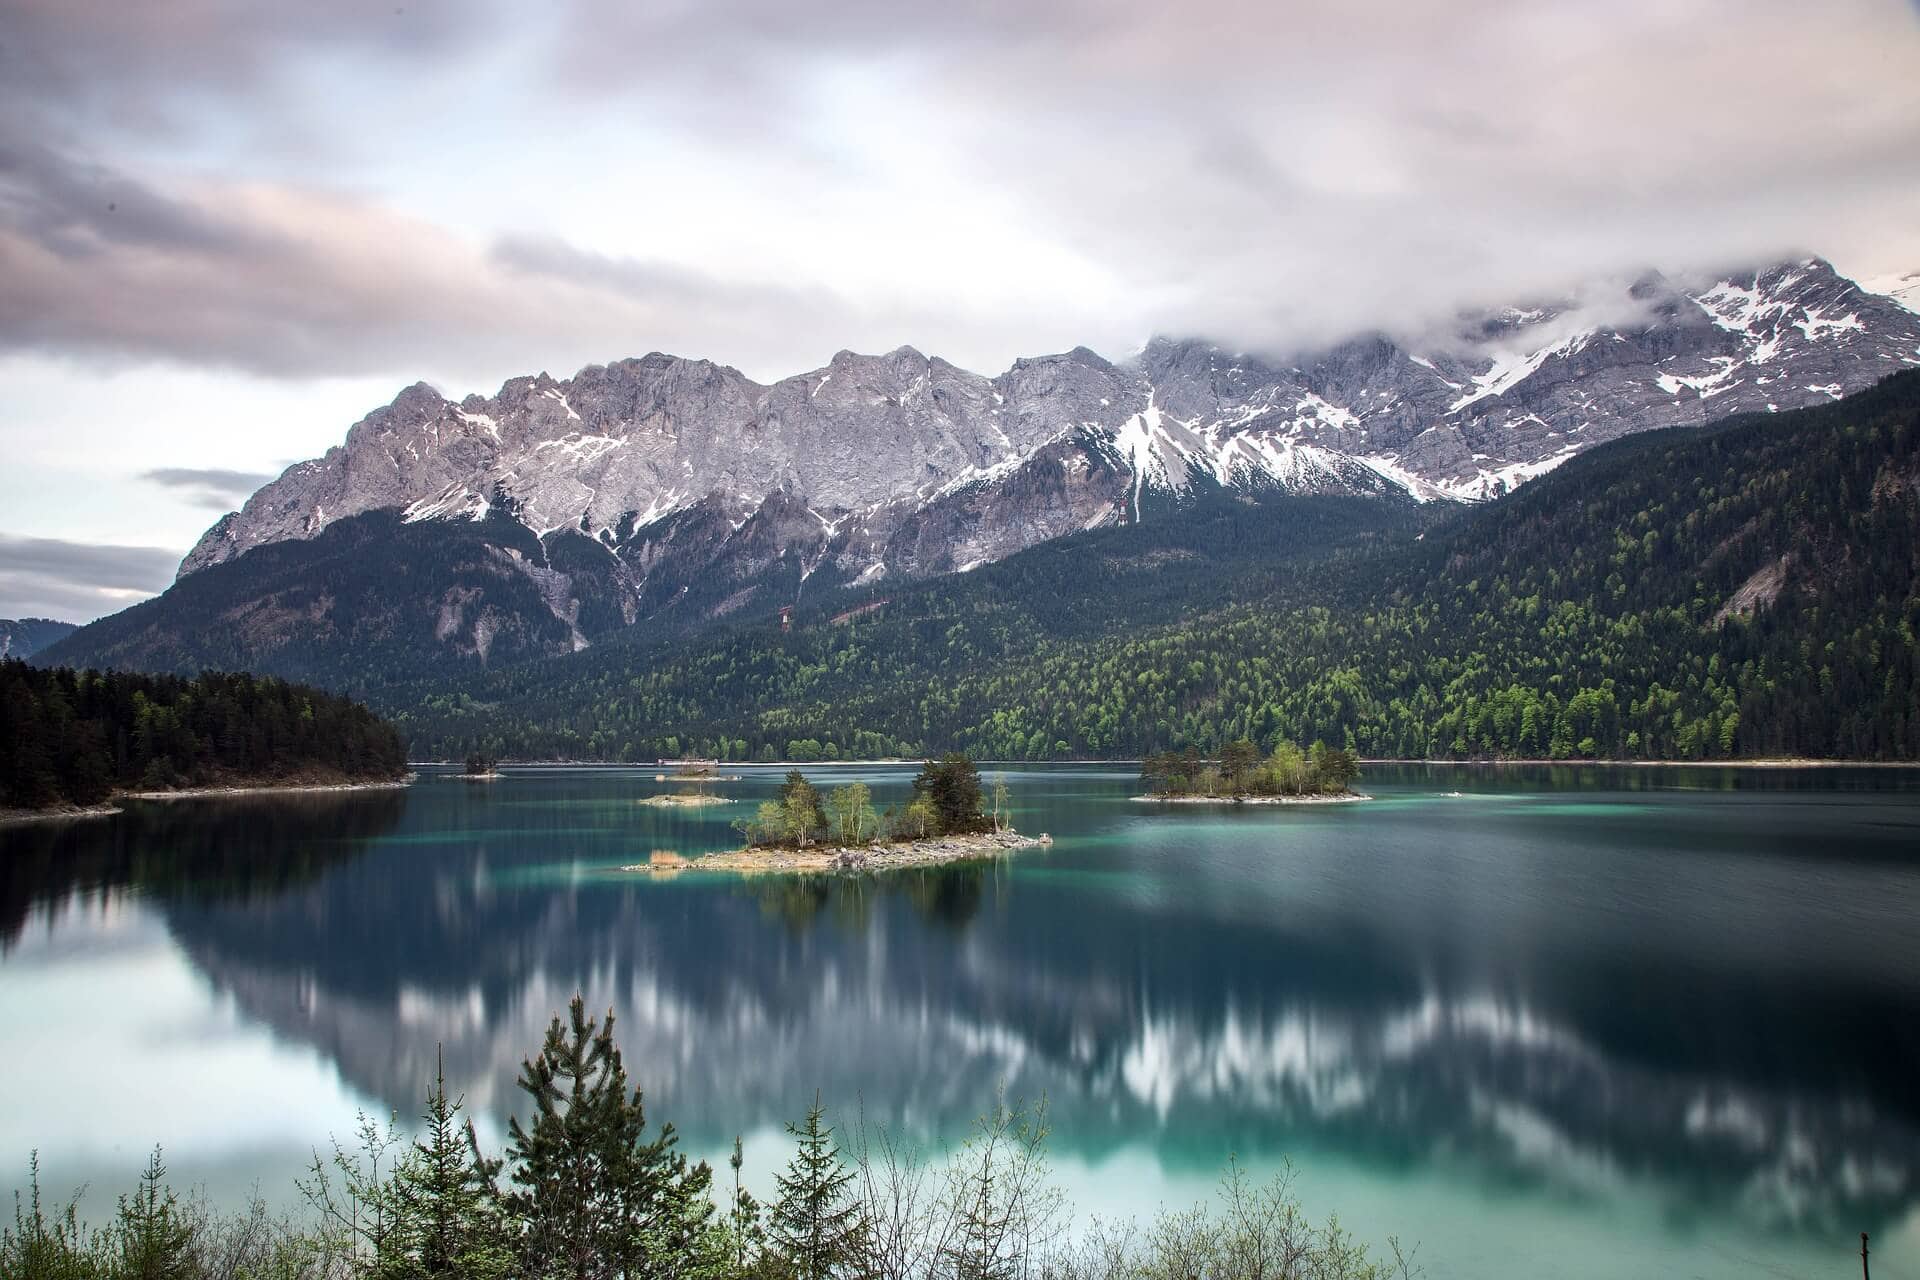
3;763;1918;1278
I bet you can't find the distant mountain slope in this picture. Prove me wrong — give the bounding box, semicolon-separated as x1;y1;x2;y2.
47;256;1920;686
385;370;1920;763
0;618;76;660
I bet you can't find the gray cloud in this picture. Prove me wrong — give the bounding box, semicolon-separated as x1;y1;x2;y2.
142;467;276;510
0;0;1917;383
0;0;486;139
0;534;181;624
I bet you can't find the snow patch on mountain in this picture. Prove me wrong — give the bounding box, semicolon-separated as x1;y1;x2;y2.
178;255;1920;592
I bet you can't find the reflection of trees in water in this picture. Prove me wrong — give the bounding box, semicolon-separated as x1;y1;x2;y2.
0;792;405;949
125;806;1920;1242
739;863;998;934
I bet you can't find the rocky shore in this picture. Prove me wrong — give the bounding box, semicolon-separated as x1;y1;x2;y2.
627;829;1050;876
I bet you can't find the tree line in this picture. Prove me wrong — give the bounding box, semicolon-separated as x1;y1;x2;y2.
5;996;1417;1280
0;662;409;810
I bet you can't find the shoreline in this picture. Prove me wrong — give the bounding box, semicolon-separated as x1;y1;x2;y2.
0;803;124;828
413;757;1920;771
119;775;416;802
627;829;1050;876
1132;792;1369;806
638;793;732;808
1;776;414;826
1357;758;1920;769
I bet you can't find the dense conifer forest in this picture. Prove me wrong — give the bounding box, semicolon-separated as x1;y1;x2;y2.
385;371;1920;763
0;663;409;811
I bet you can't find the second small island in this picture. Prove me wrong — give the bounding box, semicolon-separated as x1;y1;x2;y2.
1136;739;1367;804
630;754;1048;875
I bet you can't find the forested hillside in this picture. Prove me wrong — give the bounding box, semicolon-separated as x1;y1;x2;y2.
387;371;1920;762
0;663;409;810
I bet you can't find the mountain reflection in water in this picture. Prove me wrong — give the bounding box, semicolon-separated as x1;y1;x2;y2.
4;764;1919;1266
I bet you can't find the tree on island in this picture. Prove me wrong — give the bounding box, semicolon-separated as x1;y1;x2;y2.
913;754;989;835
464;752;498;776
827;781;878;846
1142;739;1361;799
777;771;828;847
734;757;1003;850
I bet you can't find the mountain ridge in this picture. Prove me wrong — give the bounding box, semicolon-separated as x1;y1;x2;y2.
42;256;1920;685
183;256;1920;587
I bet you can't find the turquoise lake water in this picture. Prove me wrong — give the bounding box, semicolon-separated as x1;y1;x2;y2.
3;763;1917;1278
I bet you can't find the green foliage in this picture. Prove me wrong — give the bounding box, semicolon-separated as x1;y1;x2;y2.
776;771;828;847
382;1051;511;1279
113;1148;196;1280
505;996;719;1279
768;1097;865;1280
5;1004;1421;1280
826;782;878;846
1142;740;1360;797
914;755;988;835
0;661;407;810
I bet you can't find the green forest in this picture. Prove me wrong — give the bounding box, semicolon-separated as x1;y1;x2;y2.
1142;740;1361;798
0;662;409;810
5;996;1415;1280
385;371;1920;764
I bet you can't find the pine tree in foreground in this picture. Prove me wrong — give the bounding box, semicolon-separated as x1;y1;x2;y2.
506;995;720;1280
113;1146;196;1280
770;1095;866;1280
384;1048;511;1279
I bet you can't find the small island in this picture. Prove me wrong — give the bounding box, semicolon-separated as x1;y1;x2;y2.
461;751;502;780
629;754;1048;875
638;758;734;807
1136;739;1368;804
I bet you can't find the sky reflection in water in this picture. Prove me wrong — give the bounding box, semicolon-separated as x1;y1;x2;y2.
3;765;1918;1279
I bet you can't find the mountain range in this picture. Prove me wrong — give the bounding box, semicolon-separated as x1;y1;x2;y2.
43;255;1920;686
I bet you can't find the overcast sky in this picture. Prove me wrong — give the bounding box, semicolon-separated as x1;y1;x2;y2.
4;0;1919;621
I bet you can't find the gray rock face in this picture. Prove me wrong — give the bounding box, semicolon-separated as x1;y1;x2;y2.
181;256;1920;603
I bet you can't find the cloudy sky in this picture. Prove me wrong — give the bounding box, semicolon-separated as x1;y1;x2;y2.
3;0;1919;621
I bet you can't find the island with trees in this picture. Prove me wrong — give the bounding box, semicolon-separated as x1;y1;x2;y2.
633;754;1047;874
0;661;410;822
1138;739;1366;804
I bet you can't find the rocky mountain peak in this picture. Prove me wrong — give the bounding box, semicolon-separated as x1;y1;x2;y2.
176;255;1920;592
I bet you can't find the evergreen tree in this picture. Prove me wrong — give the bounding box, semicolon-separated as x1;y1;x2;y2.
913;755;987;834
1;1152;100;1280
506;996;718;1280
385;1049;510;1279
112;1147;195;1280
768;1097;865;1280
725;1136;767;1278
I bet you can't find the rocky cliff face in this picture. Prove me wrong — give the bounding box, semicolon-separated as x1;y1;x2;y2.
186;257;1920;583
61;256;1918;680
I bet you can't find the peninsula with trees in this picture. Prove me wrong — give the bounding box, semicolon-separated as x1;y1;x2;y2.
0;661;410;822
1139;738;1366;804
633;754;1047;875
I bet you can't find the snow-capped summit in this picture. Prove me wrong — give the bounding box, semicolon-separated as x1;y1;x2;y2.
172;255;1920;637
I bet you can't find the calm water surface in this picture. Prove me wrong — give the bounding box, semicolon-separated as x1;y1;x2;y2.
4;764;1918;1278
